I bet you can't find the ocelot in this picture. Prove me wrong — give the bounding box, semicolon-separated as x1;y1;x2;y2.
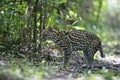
41;27;105;68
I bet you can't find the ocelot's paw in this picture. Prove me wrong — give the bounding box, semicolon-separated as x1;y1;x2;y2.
82;64;92;69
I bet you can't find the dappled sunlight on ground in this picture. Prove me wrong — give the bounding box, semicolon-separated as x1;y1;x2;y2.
101;54;120;65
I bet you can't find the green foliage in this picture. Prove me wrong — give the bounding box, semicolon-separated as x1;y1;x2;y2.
0;1;26;42
0;0;113;44
0;0;120;79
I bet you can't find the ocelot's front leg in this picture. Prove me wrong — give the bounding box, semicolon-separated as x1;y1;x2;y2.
63;48;72;68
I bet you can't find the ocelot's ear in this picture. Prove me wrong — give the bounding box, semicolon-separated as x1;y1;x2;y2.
63;30;69;35
48;27;53;32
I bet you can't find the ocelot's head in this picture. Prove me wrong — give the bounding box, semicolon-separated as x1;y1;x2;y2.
41;27;60;42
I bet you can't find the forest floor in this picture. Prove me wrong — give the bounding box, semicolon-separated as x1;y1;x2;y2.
0;53;120;80
0;44;120;80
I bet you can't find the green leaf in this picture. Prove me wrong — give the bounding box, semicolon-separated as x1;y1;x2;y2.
0;45;5;48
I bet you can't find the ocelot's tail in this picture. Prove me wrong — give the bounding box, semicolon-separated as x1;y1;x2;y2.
100;45;105;58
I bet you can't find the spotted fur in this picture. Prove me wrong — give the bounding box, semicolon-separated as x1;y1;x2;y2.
41;27;105;68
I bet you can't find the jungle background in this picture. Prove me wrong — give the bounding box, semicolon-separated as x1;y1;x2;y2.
0;0;120;80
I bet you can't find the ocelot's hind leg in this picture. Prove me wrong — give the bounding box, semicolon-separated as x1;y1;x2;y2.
83;49;95;68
